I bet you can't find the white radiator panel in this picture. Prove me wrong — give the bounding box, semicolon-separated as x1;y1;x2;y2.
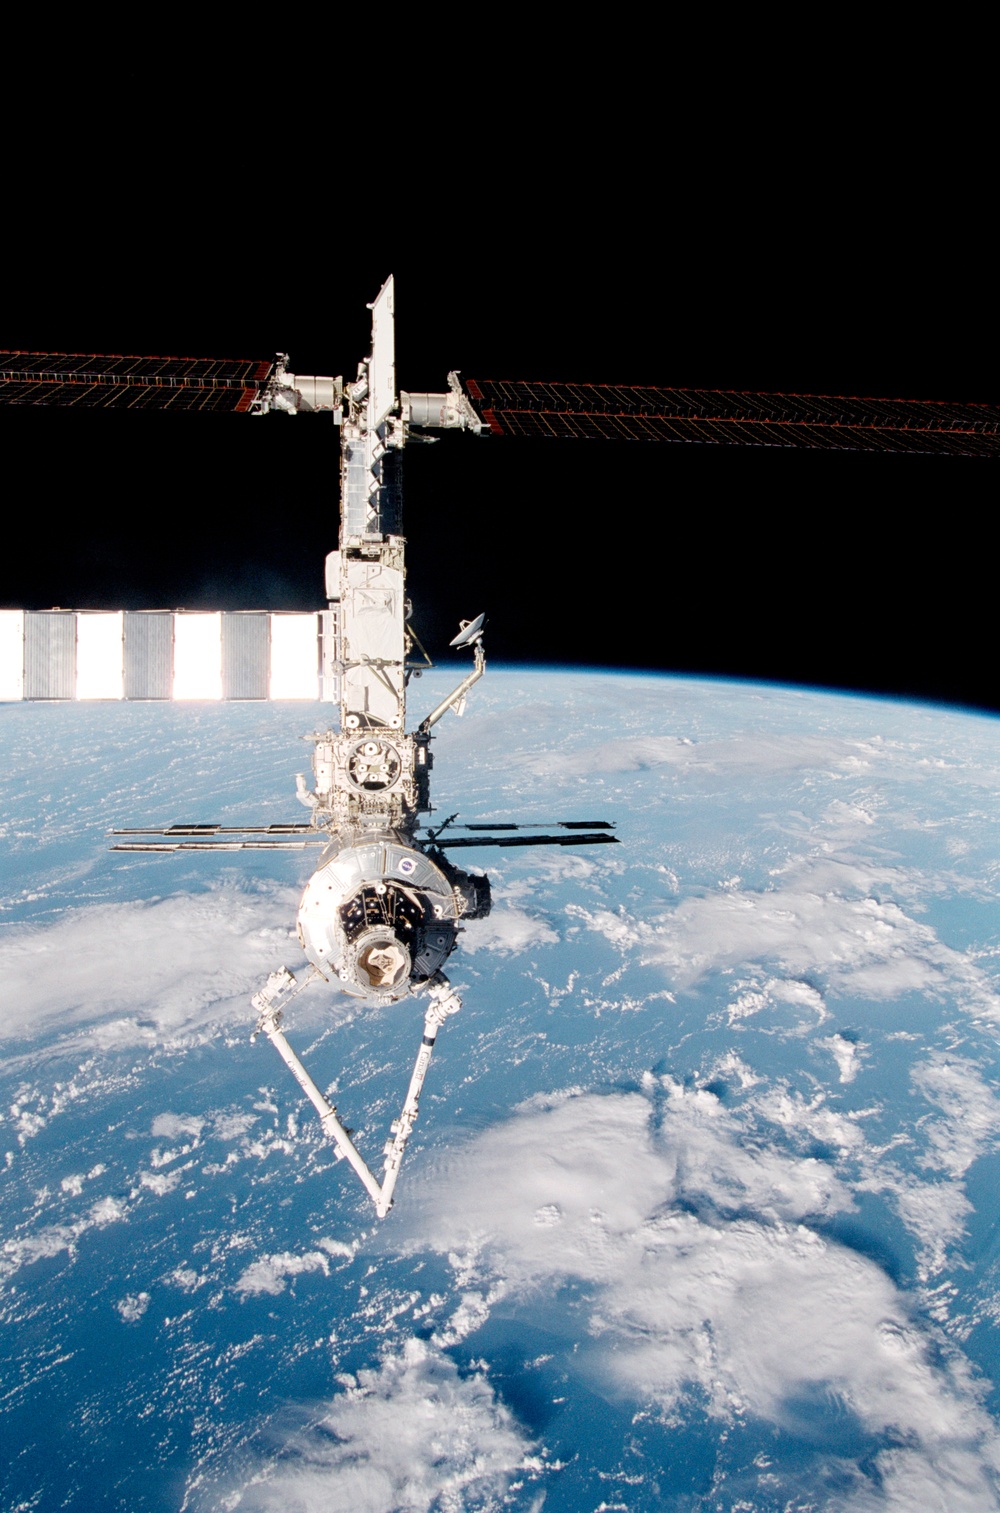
1;611;329;701
76;613;124;700
0;611;24;701
173;614;223;700
269;614;319;699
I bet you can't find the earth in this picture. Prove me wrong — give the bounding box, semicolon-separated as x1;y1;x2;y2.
3;669;1000;1512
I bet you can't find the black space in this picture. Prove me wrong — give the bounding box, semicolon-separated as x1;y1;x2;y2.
2;40;994;713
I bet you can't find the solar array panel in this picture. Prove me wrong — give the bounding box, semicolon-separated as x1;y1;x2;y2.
0;352;277;413
460;379;1000;458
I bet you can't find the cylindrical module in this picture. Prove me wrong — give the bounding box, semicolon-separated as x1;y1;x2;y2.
405;392;454;428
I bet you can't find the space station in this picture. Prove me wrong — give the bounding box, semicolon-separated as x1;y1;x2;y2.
2;281;998;1215
0;280;621;1216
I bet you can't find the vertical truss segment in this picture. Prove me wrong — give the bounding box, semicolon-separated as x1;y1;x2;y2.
331;276;408;735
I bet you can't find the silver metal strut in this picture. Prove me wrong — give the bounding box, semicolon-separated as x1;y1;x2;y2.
418;641;486;733
250;967;461;1217
378;975;462;1214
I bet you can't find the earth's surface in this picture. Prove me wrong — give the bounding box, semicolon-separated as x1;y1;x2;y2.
3;669;1000;1512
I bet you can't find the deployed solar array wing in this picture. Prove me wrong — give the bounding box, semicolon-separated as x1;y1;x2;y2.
109;820;619;852
0;352;278;412
108;823;327;851
111;834;618;852
432;831;618;849
449;820;615;830
458;379;1000;458
422;818;619;850
112;825;322;835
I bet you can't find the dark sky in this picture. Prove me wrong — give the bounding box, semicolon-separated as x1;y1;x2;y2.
3;42;995;713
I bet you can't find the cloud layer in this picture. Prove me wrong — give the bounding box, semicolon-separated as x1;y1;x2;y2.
568;847;1000;1021
217;1340;535;1513
0;882;303;1046
405;1086;1000;1509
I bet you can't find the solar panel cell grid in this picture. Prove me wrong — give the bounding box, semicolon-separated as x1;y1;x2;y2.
460;379;1000;457
0;380;258;412
0;352;275;391
0;350;276;414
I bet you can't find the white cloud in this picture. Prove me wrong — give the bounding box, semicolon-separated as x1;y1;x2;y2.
316;1237;357;1262
139;1169;181;1196
722;975;829;1033
893;1180;973;1281
1;1194;127;1284
659;1076;856;1221
214;1339;535;1513
517;730;872;780
414;1087;852;1275
842;1053;1000;1284
460;907;558;955
568;852;1000;1022
235;1250;332;1298
911;1055;1000;1178
753;1083;865;1156
152;1113;205;1139
817;1032;865;1084
213;1111;259;1141
168;1265;205;1293
0;884;303;1045
650;887;947;998
116;1291;150;1323
404;1088;1000;1509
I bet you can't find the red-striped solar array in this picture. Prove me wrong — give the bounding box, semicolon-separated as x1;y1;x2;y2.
0;352;277;413
460;379;1000;458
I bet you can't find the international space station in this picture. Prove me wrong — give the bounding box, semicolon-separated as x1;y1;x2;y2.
2;281;998;1215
